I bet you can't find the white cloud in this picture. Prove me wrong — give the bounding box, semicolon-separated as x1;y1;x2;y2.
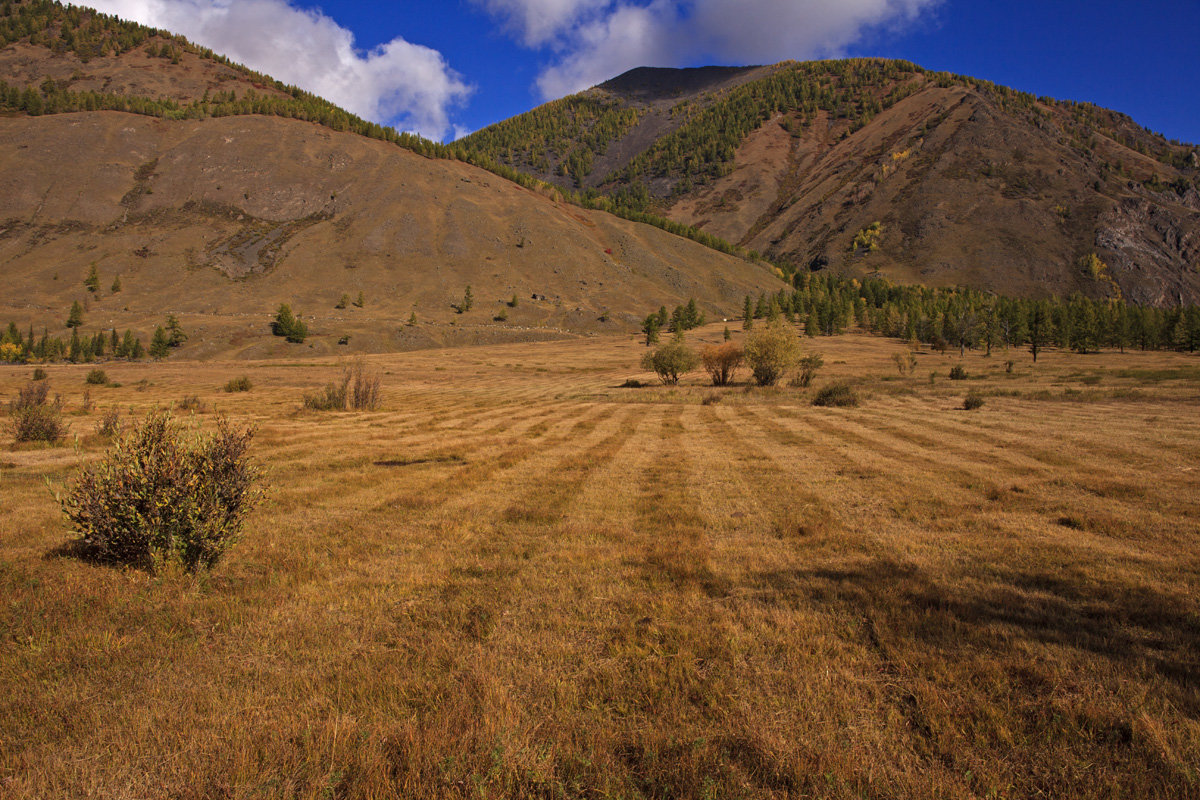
481;0;941;100
87;0;472;141
473;0;610;46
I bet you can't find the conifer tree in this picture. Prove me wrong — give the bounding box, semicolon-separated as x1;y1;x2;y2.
66;301;85;328
150;326;170;359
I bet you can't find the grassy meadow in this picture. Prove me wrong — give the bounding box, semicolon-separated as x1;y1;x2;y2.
1;326;1198;799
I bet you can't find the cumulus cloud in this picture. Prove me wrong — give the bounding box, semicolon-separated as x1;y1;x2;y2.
88;0;472;140
480;0;940;100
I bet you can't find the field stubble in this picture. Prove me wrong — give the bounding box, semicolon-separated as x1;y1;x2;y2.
0;328;1198;799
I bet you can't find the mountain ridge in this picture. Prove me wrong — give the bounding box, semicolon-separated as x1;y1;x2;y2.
460;59;1200;305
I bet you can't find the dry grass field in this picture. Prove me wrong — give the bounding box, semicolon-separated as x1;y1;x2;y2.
1;327;1198;799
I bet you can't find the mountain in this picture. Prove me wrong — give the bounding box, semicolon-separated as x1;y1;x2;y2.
0;1;779;357
459;60;1200;306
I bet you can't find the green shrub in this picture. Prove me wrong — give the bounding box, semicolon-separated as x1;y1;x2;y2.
812;382;859;408
8;381;68;442
744;321;800;386
224;376;253;393
963;391;985;410
790;353;824;388
641;338;698;385
60;411;262;571
85;368;109;386
949;365;967;380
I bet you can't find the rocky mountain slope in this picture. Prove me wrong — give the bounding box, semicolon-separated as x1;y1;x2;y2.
0;1;778;357
461;60;1200;305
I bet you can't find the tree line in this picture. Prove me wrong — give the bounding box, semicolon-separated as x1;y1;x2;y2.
743;274;1200;358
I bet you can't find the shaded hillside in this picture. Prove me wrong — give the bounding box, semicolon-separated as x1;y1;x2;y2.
0;2;779;357
460;60;1200;305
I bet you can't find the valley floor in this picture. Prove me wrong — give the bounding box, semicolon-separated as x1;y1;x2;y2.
1;328;1198;799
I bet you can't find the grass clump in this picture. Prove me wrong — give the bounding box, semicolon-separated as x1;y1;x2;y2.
812;382;859;408
32;367;47;381
963;391;985;410
224;376;253;393
304;362;382;411
85;369;110;386
8;381;68;443
949;364;967;380
60;410;262;572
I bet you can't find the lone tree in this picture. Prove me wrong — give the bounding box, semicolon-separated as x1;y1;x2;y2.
84;265;100;294
272;304;308;343
744;320;800;386
640;336;698;385
66;301;85;329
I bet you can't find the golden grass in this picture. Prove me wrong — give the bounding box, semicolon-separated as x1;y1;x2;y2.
1;328;1198;798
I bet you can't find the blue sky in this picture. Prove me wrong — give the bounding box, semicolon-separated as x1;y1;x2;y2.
89;0;1199;145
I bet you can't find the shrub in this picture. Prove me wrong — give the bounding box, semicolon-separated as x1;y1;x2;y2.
177;395;206;413
32;368;47;381
8;381;67;443
699;342;743;386
963;391;985;411
85;368;109;386
95;407;122;437
224;376;253;393
619;378;644;388
60;411;262;571
892;351;917;375
744;321;800;386
791;353;824;388
812;382;859;408
640;338;698;385
949;365;967;380
304;362;381;411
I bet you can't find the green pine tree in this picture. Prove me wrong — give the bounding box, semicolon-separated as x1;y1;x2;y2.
150;326;170;359
66;301;85;328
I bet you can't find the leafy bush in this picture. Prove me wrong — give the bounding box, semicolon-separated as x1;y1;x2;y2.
640;338;698;385
85;369;109;386
963;391;985;410
8;381;67;443
744;322;800;386
812;382;859;408
304;362;381;411
224;376;253;393
60;411;262;571
699;342;742;386
949;365;967;380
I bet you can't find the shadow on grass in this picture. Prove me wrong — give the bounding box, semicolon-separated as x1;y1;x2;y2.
750;559;1200;712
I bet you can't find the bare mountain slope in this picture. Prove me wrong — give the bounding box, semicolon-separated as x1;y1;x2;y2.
0;1;779;356
461;60;1200;305
0;113;776;357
